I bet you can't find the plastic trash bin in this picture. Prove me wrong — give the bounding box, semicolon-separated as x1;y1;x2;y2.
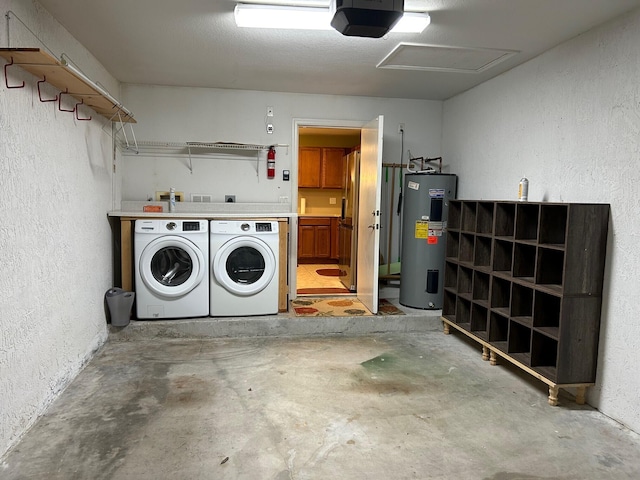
105;288;135;327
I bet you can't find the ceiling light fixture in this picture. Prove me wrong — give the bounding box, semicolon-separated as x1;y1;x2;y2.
233;3;430;34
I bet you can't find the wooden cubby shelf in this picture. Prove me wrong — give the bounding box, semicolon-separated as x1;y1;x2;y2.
442;200;609;406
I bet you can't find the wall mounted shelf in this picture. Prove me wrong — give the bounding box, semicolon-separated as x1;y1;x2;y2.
0;48;135;123
122;140;289;174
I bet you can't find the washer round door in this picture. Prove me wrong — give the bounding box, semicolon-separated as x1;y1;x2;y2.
213;236;276;296
139;236;206;298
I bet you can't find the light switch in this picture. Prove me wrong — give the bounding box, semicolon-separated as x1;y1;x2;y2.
330;197;337;205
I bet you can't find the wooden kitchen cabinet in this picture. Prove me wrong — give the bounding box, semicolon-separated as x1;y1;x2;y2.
298;217;334;263
298;147;345;188
298;147;322;188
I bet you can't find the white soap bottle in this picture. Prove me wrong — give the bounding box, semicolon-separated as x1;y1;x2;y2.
169;187;176;212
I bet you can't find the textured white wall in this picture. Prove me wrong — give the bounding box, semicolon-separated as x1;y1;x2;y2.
443;9;640;432
121;85;443;265
0;0;116;456
120;85;443;203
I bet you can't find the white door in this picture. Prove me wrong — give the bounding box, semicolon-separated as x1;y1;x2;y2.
356;116;383;314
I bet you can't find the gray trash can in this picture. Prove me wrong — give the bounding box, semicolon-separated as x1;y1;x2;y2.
105;288;135;327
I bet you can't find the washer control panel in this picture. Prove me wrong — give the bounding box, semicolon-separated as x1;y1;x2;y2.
255;222;273;232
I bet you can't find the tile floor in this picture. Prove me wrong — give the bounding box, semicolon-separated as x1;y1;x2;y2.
296;263;346;292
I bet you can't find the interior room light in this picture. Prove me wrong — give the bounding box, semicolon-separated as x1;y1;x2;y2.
234;4;331;30
234;3;430;34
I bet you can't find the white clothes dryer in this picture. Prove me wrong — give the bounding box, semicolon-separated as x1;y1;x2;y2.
134;219;209;319
210;220;279;316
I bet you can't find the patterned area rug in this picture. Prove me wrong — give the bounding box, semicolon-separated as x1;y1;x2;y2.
291;298;405;317
316;269;344;276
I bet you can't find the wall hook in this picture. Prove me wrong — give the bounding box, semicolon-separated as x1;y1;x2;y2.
37;76;58;102
58;90;75;113
74;99;92;121
3;56;25;89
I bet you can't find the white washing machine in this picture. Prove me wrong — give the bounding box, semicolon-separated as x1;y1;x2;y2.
210;220;279;316
134;219;209;319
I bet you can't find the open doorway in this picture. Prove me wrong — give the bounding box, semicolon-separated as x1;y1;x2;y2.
296;125;361;296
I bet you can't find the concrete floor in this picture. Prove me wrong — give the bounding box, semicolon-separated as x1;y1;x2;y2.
3;324;640;479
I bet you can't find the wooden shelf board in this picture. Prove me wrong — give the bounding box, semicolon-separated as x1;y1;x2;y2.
533;326;560;340
490;307;510;317
511;316;533;328
0;48;135;123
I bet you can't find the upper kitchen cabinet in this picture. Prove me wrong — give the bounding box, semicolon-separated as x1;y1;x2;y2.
299;147;346;189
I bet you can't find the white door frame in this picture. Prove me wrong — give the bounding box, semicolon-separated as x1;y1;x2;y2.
290;118;368;299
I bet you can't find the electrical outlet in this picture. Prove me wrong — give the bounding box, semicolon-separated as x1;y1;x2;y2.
329;197;337;205
267;106;274;117
267;123;274;134
398;123;405;134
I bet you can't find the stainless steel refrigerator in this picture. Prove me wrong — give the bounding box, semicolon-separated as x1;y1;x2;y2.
399;173;457;309
338;150;360;291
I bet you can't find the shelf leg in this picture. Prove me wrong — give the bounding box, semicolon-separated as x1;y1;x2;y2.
575;386;587;405
548;386;560;406
482;346;490;361
443;322;450;335
489;350;498;366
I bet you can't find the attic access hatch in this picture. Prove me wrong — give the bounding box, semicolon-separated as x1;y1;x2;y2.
0;48;135;122
377;43;519;73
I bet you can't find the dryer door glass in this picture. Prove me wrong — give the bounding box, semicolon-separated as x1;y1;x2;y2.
151;247;193;286
225;246;265;284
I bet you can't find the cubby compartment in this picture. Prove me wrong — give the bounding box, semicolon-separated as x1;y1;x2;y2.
492;239;513;272
515;203;539;241
508;321;532;362
489;311;509;347
511;283;533;325
494;202;515;238
459;233;475;263
457;266;473;296
473;236;492;268
472;271;490;303
512;243;536;280
470;303;488;339
539;204;568;245
531;332;558;377
476;202;495;234
448;201;461;230
443;290;457;320
444;261;458;289
536;247;564;288
461;202;477;232
456;297;471;327
490;276;511;315
533;291;561;338
446;231;460;259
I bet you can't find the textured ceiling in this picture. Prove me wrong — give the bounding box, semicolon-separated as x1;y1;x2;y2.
35;0;640;100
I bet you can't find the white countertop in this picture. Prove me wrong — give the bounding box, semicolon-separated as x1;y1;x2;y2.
108;201;295;218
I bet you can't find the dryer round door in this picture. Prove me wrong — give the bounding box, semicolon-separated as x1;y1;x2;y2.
139;236;206;298
213;236;276;296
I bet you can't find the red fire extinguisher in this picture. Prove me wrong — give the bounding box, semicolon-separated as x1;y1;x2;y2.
267;146;276;179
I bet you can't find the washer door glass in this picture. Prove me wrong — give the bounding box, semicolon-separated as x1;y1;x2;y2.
213;237;276;296
140;236;205;298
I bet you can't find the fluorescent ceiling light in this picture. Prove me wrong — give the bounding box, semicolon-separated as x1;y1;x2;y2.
234;4;430;34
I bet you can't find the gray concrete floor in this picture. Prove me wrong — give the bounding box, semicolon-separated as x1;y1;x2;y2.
2;328;640;479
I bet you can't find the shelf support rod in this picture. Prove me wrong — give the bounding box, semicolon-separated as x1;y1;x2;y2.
187;145;194;174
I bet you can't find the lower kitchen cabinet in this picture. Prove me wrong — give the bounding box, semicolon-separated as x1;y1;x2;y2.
298;217;338;263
